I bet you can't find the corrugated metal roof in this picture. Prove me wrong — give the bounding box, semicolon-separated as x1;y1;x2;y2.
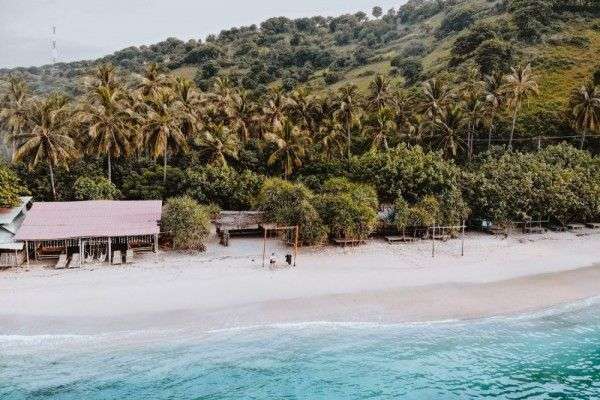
15;200;162;241
0;197;32;225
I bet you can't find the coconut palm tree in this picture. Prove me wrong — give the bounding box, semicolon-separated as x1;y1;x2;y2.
265;118;311;179
367;74;392;111
78;84;134;182
462;88;484;160
262;89;288;131
91;62;119;89
432;105;467;159
138;62;169;97
364;107;396;152
194;123;240;167
141;88;187;183
316;119;346;160
483;72;504;149
333;84;361;163
226;89;258;142
12;94;78;199
0;76;29;158
421;78;454;119
288;88;321;133
502;64;539;150
568;82;600;149
172;76;202;137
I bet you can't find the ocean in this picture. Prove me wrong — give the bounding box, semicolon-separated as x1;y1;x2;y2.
2;298;600;399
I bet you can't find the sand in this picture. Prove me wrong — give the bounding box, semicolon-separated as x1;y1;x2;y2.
2;231;600;335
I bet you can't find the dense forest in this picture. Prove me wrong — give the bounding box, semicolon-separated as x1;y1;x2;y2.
1;0;600;247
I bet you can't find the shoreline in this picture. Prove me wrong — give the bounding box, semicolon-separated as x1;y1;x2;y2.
2;232;600;335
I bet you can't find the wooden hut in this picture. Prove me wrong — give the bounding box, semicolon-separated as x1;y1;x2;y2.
0;196;32;268
15;200;162;266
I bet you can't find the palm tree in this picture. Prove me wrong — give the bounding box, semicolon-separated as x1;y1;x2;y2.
288;88;321;133
265;118;311;179
78;84;134;182
502;64;539;150
367;74;391;111
12;94;78;199
568;82;600;149
141;88;187;183
194;123;240;167
316;119;346;160
432;105;467;159
421;78;454;119
91;62;118;89
138;62;169;97
483;73;504;149
226;89;258;142
262;89;288;131
364;107;396;152
462;89;484;160
333;84;361;163
0;76;29;158
172;76;202;137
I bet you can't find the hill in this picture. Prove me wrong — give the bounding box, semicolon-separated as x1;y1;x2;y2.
2;1;599;103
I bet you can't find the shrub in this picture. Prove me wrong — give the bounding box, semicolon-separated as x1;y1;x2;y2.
186;166;264;210
121;165;187;200
390;57;423;85
401;40;428;57
0;164;26;207
73;176;120;200
315;178;379;240
254;178;328;245
408;195;440;227
474;39;514;75
436;7;476;38
161;196;211;251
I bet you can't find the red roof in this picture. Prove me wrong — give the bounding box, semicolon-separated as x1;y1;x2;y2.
15;200;162;241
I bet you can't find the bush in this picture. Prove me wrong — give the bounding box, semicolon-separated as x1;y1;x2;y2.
474;39;514;75
121;165;187;200
186;166;264;210
161;196;211;251
73;176;120;200
390;57;422;85
0;164;26;207
401;40;428;58
408;195;440;227
436;7;476;38
315;178;379;240
254;178;328;245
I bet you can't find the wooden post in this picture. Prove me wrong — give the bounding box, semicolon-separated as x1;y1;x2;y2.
25;241;29;267
78;238;82;267
461;220;465;257
431;225;435;258
262;227;267;268
153;234;158;253
34;240;37;261
107;237;112;264
293;225;299;267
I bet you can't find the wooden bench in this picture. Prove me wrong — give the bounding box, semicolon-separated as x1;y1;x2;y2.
585;222;600;229
332;238;365;247
54;254;68;269
385;236;418;243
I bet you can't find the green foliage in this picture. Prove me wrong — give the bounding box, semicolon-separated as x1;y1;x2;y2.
351;145;462;203
436;6;477;38
393;196;410;230
474;39;515;75
185;165;264;210
0;164;26;207
73;176;120;200
121;165;187;200
315;177;379;240
254;178;328;245
390;57;423;85
161;196;211;250
510;0;554;42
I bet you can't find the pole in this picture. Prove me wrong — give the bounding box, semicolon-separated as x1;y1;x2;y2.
293;225;299;267
431;225;435;258
25;241;29;267
107;237;112;264
461;220;465;257
262;228;267;268
78;238;82;267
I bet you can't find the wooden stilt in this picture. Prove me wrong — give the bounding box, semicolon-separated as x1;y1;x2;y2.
153;234;158;252
25;241;29;267
262;228;267;268
107;237;112;264
293;225;299;267
461;220;465;257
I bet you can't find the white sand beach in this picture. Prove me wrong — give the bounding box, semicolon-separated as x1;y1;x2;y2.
2;231;600;335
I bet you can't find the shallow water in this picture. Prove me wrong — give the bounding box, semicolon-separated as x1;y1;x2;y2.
2;299;600;399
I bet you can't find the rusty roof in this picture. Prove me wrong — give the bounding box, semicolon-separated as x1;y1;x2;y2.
15;200;162;241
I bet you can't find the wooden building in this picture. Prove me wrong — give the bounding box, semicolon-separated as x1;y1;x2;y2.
0;196;32;268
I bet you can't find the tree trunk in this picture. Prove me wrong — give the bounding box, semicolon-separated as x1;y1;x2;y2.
347;123;352;165
580;129;587;150
107;154;112;183
509;108;518;151
48;162;56;200
163;147;168;184
487;111;495;150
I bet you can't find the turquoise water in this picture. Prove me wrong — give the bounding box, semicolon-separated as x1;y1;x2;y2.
2;300;600;399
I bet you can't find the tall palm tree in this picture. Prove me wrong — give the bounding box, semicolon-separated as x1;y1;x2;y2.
483;73;504;149
364;107;396;152
78;84;134;182
262;89;289;131
91;62;119;89
288;88;321;133
172;76;202;137
316;119;346;160
141;88;187;183
13;94;78;199
432;105;467;159
367;74;391;111
0;76;29;158
568;82;600;149
138;62;169;97
462;89;484;160
265;118;311;179
226;89;258;142
502;64;539;150
194;123;240;167
421;78;454;119
333;84;361;163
